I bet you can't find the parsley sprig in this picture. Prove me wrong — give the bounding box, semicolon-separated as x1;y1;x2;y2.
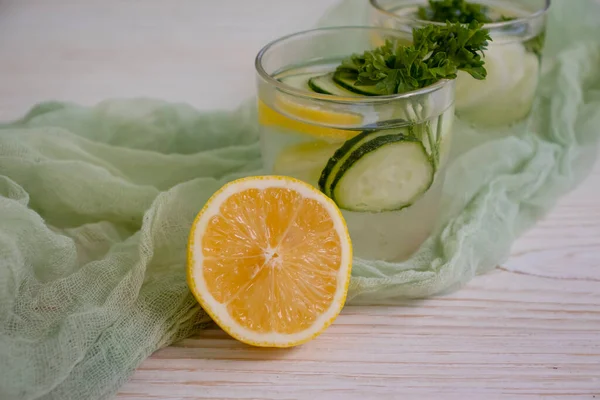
417;0;516;24
336;21;491;95
418;0;492;23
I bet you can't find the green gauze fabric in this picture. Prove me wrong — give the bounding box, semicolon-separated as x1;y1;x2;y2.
1;0;600;399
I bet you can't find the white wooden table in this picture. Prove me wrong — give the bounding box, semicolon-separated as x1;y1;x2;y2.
1;1;598;398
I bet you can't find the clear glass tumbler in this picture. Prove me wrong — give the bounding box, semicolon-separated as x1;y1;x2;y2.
255;27;456;261
370;0;550;127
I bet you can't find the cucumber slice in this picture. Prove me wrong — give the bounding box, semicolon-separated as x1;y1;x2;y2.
332;70;383;96
279;74;314;91
318;129;405;196
330;135;434;212
308;73;362;97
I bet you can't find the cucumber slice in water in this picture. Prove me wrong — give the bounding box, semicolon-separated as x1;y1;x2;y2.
330;135;434;212
280;70;381;97
332;70;383;96
308;73;362;97
279;73;320;90
318;129;405;197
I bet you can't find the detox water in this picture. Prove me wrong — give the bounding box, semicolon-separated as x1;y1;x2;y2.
259;62;455;261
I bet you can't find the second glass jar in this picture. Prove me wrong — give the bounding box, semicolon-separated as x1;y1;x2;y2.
370;0;550;128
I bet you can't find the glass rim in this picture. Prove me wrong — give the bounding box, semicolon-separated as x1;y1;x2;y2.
368;0;551;29
254;26;452;105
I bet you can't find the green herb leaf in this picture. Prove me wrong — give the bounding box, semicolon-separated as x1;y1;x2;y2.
418;0;493;23
336;21;491;95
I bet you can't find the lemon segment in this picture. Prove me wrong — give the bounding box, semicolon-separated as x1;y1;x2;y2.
258;97;361;143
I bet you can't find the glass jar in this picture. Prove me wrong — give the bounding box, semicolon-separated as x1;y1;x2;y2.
369;0;550;127
255;27;456;261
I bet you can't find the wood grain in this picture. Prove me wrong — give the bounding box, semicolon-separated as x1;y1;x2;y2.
118;263;600;399
1;1;598;399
